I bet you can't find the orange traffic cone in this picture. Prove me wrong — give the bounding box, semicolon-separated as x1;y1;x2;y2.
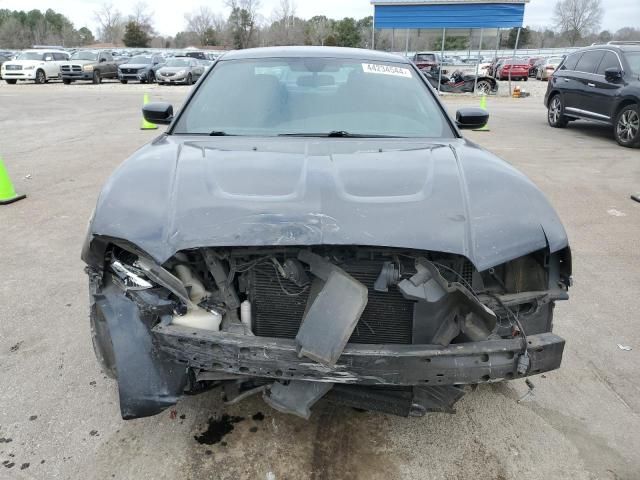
0;157;26;205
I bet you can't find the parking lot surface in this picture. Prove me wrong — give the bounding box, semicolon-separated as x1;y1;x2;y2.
1;82;639;480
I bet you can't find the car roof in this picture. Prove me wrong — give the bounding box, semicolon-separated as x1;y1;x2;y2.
221;46;409;64
580;44;640;53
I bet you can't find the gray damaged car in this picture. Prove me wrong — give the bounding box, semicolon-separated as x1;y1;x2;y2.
82;47;572;421
156;57;205;85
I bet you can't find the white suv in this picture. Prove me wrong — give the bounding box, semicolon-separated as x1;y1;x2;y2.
1;49;70;84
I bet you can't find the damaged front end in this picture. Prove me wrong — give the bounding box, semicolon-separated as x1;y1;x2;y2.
86;240;570;420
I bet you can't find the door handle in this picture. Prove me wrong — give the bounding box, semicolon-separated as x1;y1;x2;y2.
563;78;570;82
587;83;596;87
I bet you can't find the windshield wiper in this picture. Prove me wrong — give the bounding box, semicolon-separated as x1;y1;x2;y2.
279;131;405;138
209;131;234;136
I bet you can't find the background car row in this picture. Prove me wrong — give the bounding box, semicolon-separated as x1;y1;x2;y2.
0;48;216;85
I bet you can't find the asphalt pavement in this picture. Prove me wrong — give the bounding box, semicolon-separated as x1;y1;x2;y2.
0;81;639;480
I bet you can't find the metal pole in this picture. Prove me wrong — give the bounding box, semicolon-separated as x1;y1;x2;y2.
474;28;483;94
405;29;410;55
508;27;521;97
438;28;445;93
371;7;376;50
392;29;395;50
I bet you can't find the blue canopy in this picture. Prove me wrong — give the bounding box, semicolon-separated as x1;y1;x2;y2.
373;1;526;29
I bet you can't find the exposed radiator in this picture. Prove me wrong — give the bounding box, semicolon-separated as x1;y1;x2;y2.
249;260;414;344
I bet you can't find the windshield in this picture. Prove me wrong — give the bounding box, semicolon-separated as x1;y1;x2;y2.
166;58;189;67
128;56;152;64
416;54;435;62
548;57;563;65
71;51;98;61
627;52;640;75
17;52;44;61
173;58;452;138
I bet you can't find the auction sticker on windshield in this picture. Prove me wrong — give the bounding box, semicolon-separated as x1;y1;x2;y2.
362;63;412;78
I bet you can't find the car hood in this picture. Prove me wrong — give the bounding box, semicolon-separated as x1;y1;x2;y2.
3;60;44;67
63;59;98;66
120;63;150;69
158;67;188;73
87;136;568;271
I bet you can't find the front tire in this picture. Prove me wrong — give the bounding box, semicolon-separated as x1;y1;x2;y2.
148;71;155;83
614;104;640;148
476;80;492;95
120;79;128;84
548;94;568;128
186;73;193;85
5;79;17;84
34;69;46;84
63;79;72;85
92;71;101;84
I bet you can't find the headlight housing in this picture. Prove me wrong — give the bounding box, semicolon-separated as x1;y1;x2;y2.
24;65;35;70
83;65;94;72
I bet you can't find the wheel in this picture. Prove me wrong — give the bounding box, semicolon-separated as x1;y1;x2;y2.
63;79;71;85
158;82;165;86
90;304;117;379
523;77;528;82
547;94;568;128
186;73;193;85
120;79;128;84
92;71;101;84
614;104;640;148
476;80;492;95
5;79;17;84
34;69;46;84
148;71;155;83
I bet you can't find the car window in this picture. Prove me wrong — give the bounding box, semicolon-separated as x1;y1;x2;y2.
104;52;113;61
575;50;605;74
53;52;66;61
174;58;453;138
596;51;620;75
560;52;581;71
626;52;640;74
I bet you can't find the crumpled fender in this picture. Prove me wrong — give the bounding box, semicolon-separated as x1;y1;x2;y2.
95;279;187;419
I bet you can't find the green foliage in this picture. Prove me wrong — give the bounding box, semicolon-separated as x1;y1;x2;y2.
123;21;150;47
334;18;360;47
0;8;77;48
503;27;531;48
77;27;95;46
228;7;255;49
430;35;468;51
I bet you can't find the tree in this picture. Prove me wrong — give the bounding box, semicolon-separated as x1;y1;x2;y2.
307;15;331;45
174;30;200;48
94;2;124;44
334;18;360;47
129;2;155;36
430;35;468;50
553;0;603;46
504;27;531;48
268;0;305;45
185;6;216;46
78;27;95;45
226;0;261;49
614;27;640;41
123;20;150;47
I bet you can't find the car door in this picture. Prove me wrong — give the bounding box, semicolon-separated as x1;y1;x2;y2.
565;50;606;120
43;52;59;78
552;52;583;109
585;50;625;120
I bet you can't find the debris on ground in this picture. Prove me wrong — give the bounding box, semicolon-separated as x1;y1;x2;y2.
617;344;632;351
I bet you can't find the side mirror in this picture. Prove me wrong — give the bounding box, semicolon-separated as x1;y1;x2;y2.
142;102;174;125
604;67;623;82
455;107;489;130
99;57;107;63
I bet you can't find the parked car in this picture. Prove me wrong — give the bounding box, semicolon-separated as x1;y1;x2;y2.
528;57;544;77
184;50;207;60
199;59;214;72
0;53;11;78
536;57;564;81
411;51;440;71
156;57;205;85
423;68;498;94
496;58;529;81
83;46;571;421
118;55;164;84
1;49;69;84
60;50;119;84
545;43;640;147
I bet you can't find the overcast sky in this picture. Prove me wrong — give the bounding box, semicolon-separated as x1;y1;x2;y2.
0;0;636;36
